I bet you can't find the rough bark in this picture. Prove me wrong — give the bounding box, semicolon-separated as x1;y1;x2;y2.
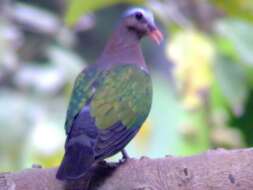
1;148;253;190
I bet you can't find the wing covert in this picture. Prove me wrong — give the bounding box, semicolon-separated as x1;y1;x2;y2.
64;64;152;159
90;64;153;158
64;66;103;134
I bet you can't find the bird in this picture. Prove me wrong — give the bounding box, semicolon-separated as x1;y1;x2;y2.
56;7;163;180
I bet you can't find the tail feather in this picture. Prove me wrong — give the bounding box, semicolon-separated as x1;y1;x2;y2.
56;143;94;180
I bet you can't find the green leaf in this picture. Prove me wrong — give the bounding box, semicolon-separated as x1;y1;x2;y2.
65;0;144;26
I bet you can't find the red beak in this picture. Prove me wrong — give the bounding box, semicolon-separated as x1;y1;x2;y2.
148;27;163;45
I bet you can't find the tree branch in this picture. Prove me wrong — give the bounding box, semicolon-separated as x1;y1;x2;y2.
1;148;253;190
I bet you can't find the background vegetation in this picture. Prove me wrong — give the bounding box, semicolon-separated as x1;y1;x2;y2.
1;0;253;171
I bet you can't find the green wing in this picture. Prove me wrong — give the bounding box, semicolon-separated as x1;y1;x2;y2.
64;66;104;134
65;64;152;157
90;64;152;130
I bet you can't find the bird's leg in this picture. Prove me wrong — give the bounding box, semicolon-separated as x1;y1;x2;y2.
120;149;129;162
121;149;129;159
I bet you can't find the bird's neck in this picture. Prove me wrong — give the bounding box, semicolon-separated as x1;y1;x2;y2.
97;24;147;70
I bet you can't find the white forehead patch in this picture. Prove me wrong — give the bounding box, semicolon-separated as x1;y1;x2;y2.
123;7;155;24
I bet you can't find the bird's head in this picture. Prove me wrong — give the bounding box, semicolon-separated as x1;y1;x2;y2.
122;7;163;45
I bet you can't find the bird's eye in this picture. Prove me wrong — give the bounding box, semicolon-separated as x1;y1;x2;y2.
135;12;143;21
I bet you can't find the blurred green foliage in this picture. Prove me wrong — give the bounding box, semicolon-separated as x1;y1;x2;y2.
211;0;253;22
1;0;253;171
65;0;144;25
